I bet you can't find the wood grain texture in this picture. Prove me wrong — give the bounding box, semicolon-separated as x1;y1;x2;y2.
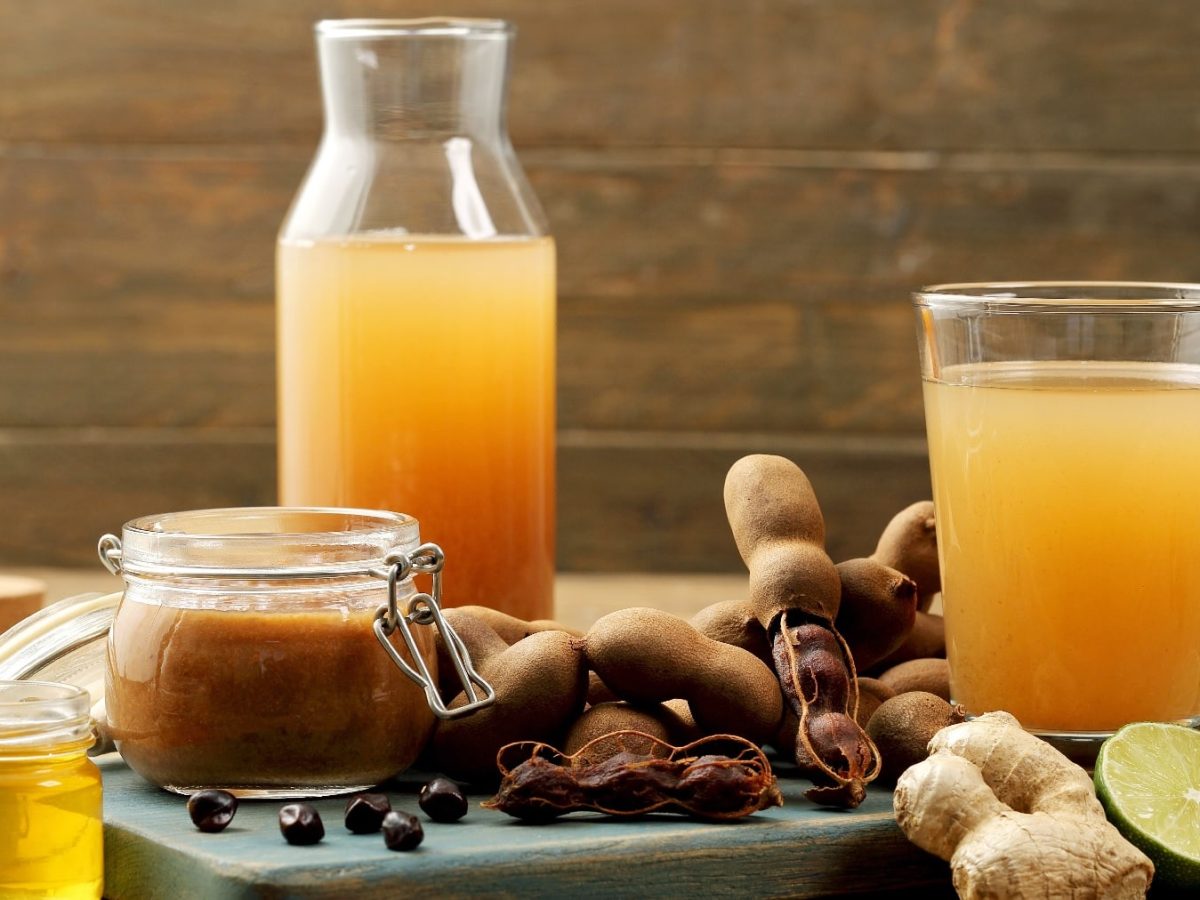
100;758;953;898
5;0;1200;575
0;433;929;571
6;152;1200;431
4;1;1200;152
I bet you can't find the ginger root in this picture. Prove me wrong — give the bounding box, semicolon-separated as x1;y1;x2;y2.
894;711;1154;899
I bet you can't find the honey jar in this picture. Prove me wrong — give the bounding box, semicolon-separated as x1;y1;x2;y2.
0;679;103;900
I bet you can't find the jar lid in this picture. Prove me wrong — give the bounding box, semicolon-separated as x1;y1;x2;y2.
0;591;119;706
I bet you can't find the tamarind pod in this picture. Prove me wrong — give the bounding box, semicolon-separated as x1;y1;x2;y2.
564;702;672;755
690;599;771;664
866;691;964;783
878;657;950;700
433;608;510;702
872;501;940;612
854;677;895;728
485;731;782;821
870;611;945;673
774;615;881;806
724;456;842;624
455;604;584;643
585;671;619;706
431;630;588;782
834;558;918;671
660;699;702;744
583;607;782;744
723;454;881;808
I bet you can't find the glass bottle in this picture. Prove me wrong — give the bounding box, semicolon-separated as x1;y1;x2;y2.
0;680;103;900
278;19;555;620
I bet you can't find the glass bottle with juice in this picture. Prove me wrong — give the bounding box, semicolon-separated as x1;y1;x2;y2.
278;20;554;619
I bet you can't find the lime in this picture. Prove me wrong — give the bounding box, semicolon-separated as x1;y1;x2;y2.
1095;722;1200;890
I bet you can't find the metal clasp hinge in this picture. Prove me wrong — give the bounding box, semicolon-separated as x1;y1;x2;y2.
370;543;496;720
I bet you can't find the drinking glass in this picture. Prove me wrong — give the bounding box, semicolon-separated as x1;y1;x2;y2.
915;282;1200;747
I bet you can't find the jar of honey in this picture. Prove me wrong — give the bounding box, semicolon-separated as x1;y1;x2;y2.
0;680;103;900
99;507;493;798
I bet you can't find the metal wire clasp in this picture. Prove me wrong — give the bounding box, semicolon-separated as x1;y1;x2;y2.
370;543;496;720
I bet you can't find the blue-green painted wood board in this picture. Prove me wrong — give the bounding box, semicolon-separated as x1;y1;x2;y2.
100;756;953;899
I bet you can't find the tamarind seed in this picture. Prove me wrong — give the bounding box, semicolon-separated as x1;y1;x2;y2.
344;792;391;833
187;789;238;833
419;777;468;823
382;810;424;851
278;803;324;845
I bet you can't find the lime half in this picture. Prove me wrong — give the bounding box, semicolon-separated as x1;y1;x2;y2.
1095;722;1200;889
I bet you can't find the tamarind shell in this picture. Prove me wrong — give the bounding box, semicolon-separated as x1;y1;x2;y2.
584;607;782;744
455;605;584;644
872;501;940;612
866;691;965;783
723;455;842;625
869;610;945;672
834;558;918;672
878;658;951;700
564;701;701;755
854;677;896;728
585;671;620;706
430;630;588;783
434;608;510;703
690;599;771;664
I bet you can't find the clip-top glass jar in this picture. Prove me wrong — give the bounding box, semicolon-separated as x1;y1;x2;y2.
277;18;556;620
100;507;492;798
0;680;103;900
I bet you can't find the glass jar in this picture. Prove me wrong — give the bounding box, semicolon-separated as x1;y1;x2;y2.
0;680;103;900
277;18;556;621
100;507;492;798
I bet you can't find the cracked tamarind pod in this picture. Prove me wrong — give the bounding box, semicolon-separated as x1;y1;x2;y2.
723;454;881;808
483;731;782;822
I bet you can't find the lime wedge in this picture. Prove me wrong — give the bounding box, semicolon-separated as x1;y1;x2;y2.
1095;722;1200;889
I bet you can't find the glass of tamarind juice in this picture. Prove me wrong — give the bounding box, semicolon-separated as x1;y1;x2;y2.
915;283;1200;750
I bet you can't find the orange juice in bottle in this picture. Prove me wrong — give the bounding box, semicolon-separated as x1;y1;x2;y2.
278;236;554;617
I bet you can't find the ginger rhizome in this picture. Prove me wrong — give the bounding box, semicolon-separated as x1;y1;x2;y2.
894;711;1154;899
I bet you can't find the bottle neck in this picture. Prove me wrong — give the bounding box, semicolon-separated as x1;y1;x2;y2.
317;25;511;145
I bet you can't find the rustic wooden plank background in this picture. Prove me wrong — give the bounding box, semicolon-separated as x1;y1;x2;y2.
3;1;1200;571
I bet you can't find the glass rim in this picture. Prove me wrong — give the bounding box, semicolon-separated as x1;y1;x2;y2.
315;18;514;39
915;281;1200;310
115;507;423;579
0;679;89;711
123;507;416;542
0;679;94;750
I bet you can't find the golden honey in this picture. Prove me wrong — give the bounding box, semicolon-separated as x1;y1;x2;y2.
0;681;102;899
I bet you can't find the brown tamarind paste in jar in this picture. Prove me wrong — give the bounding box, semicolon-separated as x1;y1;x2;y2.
103;508;438;798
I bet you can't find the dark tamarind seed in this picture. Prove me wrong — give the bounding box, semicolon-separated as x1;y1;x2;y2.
187;790;238;833
279;803;325;845
344;792;391;834
418;777;468;823
382;810;424;851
